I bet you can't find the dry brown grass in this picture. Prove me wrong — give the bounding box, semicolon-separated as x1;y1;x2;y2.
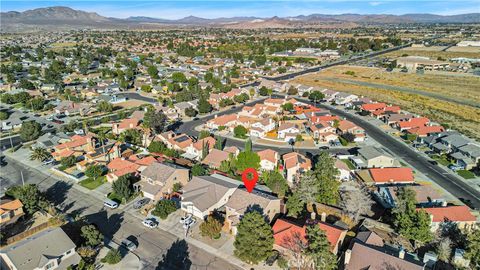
384;48;480;59
292;65;480;139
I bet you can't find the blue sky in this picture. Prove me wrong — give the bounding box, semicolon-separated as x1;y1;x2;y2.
1;1;479;19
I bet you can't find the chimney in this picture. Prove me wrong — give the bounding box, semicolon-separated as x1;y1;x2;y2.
344;249;352;265
398;248;405;259
441;201;447;207
310;211;316;220
321;212;327;222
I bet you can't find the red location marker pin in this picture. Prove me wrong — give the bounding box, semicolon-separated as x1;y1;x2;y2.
241;168;258;193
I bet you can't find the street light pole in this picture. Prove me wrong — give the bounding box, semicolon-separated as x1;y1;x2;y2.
20;171;25;186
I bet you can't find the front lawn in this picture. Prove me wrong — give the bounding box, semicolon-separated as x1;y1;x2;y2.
107;191;138;204
79;176;106;190
342;159;356;170
457;170;475;179
431;155;452;167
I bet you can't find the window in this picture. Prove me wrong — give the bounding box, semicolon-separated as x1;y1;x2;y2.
66;249;72;255
45;261;56;270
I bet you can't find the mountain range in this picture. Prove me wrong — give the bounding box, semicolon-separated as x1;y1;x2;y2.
1;6;479;32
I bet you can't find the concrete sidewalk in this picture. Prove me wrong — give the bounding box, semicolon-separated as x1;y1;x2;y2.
97;239;141;270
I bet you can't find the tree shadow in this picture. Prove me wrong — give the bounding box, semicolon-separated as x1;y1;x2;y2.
84;209;124;242
245;203;264;216
156;239;192;270
44;180;73;206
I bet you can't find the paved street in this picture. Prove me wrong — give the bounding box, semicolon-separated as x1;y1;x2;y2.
0;156;241;270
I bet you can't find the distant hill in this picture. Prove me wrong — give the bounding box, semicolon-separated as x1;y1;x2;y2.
1;6;479;32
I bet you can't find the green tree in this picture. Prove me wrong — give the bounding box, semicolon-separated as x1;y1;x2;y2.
200;215;223;239
60;156;77;168
143;109;167;134
185;107;198;117
259;86;270;96
191;164;207;176
25;97;46;111
214;137;225;150
30;147;52;162
20;121;41;141
198;130;211;139
286;190;305;218
119;129;142;145
85;164;103;180
306;225;337;270
101;248;122;264
6;184;49;214
19;79;35;90
97;101;113;113
235;151;260;172
198;96;213;114
81;225;104;247
112;175;133;202
262;171;289;198
281;102;294;111
147;65;159;79
0;111;8;120
308;91;325;103
171;72;187;83
393;187;434;249
234;210;274;264
233;125;248;138
310;152;340;205
172;182;182;193
244;138;252;152
465;229;480;268
152;200;177;219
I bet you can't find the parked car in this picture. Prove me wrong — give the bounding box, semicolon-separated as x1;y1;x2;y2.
133;198;150;209
429;160;438;165
42;159;55;165
448;164;462;171
179;214;193;224
121;238;137;251
142;218;158;229
52;119;64;124
319;146;330;150
265;250;280;266
103;198;119;209
183;218;196;229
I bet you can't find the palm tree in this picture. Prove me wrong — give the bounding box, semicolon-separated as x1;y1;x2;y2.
30;147;52;161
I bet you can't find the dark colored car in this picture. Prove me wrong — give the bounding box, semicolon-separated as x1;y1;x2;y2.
319;146;330;150
429;160;438;165
53;119;64;124
265;250;279;266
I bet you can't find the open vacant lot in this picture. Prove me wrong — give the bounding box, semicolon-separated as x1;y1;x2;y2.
292;65;480;139
383;46;480;59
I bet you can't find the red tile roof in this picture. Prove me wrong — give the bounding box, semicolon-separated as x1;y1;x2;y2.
420;205;476;222
398;117;430;129
361;103;386;111
407;126;444;136
272;219;345;252
257;149;279;164
369;168;414;183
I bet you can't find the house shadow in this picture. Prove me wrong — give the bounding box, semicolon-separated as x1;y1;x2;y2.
44;180;73;206
156;239;191;270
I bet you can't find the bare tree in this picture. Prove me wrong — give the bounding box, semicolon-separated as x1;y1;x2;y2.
281;231;309;269
437;237;452;262
340;183;374;223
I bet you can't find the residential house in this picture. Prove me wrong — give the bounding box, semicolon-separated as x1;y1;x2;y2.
282;152;312;184
383;113;414;126
420;205;477;232
360;103;387;113
454;143;480;169
225;188;281;235
342;232;424;270
162;133;193;152
184;136;216;161
350;146;399;169
202;149;233;169
257;149;279;171
0;227;81;270
337;120;366;142
335;159;352;181
135;162;189;201
335;93;358;106
33;132;70;150
249;118;275;138
174;100;198;117
264;98;285;108
181;174;239;219
52;134;96;160
396;117;430;131
55;100;92;116
0;112;25;131
272;218;347;255
356;167;414;186
106;157;140;183
206;114;238;131
112;118;140;135
0;199;24;226
406;125;444;137
278;122;301;142
377;185;445;209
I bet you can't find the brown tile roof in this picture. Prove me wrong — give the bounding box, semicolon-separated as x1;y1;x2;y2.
202;149;230;168
257;149;279;164
0;199;23;215
283;152;311;170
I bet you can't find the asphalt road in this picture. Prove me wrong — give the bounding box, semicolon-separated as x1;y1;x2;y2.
0;157;240;270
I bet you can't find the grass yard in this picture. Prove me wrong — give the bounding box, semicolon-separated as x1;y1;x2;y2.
79;176;106;190
457;170;476;179
292;65;480;140
342;159;356;170
431;155;452;167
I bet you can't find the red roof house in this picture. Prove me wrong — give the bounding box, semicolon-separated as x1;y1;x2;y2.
419;205;477;231
369;167;414;184
361;103;386;112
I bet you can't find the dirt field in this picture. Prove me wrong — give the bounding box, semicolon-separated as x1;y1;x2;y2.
383;47;480;59
291;65;480;139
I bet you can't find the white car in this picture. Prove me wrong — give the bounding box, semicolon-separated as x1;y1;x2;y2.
183;218;196;229
142;218;158;229
179;214;193;224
